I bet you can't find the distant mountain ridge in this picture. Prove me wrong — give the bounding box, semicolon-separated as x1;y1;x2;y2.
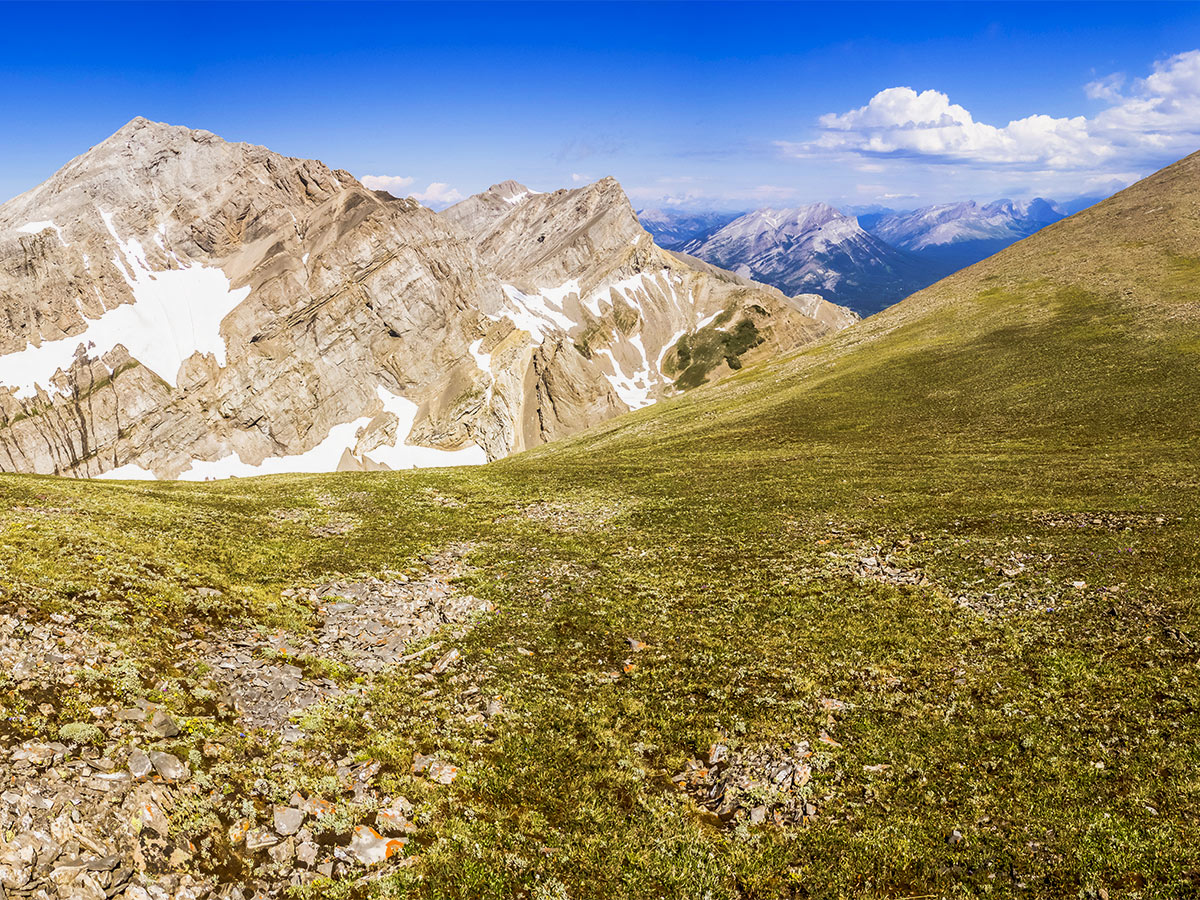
676;203;935;316
872;198;1064;251
636;208;741;250
640;196;1070;315
870;198;1066;272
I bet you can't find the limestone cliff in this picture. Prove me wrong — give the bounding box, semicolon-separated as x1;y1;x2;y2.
0;119;857;478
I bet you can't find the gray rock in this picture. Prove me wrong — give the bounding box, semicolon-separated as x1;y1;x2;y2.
295;841;319;868
147;750;190;782
128;749;153;779
431;647;461;674
273;806;306;836
147;710;180;738
244;828;279;851
267;839;294;865
347;826;398;865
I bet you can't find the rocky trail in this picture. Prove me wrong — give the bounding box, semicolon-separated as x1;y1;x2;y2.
0;545;494;899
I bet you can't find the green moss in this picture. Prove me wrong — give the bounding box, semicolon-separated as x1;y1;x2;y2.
58;722;104;745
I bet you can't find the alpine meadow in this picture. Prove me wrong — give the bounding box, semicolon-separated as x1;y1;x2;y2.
0;4;1198;899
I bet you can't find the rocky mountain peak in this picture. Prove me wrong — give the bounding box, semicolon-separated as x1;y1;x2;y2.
680;201;933;316
488;179;532;200
0;122;856;478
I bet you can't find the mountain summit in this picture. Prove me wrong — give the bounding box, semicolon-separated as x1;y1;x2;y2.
681;203;936;315
0;120;855;478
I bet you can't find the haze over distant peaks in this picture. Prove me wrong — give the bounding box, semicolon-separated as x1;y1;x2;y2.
636;208;742;250
641;196;1071;315
677;203;934;316
872;198;1065;260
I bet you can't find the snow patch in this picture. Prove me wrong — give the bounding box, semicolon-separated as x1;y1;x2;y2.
177;417;374;480
16;221;65;243
596;334;655;411
0;213;252;400
498;281;579;343
114;387;486;481
94;463;156;481
362;388;488;469
468;338;492;374
656;328;688;373
582;271;649;317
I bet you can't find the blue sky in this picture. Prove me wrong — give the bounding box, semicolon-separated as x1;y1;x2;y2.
1;1;1199;211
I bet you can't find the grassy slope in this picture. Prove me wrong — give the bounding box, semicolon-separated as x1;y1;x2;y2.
3;154;1200;898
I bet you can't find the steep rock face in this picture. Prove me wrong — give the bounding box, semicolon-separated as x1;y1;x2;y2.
681;204;937;316
444;177;857;440
439;180;537;235
0;121;858;478
0;119;506;477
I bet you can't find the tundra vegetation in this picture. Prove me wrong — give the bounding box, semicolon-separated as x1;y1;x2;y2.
1;154;1199;899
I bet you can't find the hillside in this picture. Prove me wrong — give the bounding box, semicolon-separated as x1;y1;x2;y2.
0;150;1197;900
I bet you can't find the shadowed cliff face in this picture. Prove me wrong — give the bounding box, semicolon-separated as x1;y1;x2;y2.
0;120;856;478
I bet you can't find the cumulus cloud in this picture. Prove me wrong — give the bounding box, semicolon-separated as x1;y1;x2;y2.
571;173;591;183
789;87;1105;168
409;182;464;208
360;174;415;193
1092;49;1200;139
359;175;464;209
782;49;1200;173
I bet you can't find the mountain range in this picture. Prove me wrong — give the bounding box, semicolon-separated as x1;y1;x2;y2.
674;203;935;316
640;196;1067;315
633;208;741;250
0;118;854;478
870;197;1066;270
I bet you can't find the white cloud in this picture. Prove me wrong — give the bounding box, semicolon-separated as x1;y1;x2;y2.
784;49;1200;173
360;174;415;193
1092;49;1200;140
571;173;591;183
1084;73;1126;102
409;182;464;208
792;86;1105;168
357;175;463;209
